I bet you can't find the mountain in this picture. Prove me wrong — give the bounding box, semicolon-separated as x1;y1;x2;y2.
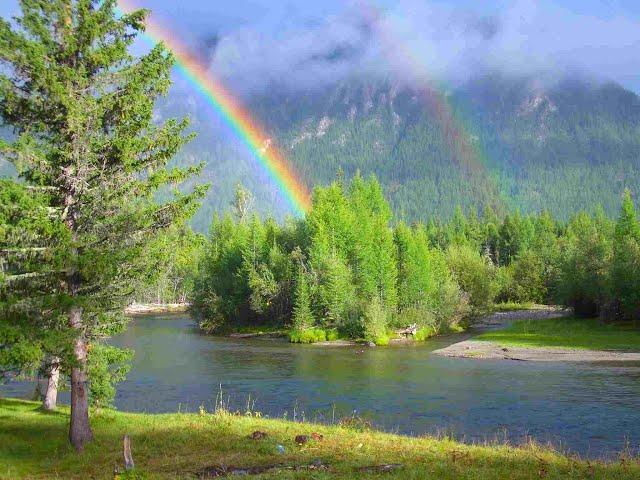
4;75;640;229
256;75;640;219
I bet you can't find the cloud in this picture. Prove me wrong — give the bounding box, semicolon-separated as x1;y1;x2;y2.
203;0;640;94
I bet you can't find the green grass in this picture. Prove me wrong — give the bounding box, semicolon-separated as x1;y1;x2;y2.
289;328;340;343
477;317;640;351
1;398;638;479
222;325;288;336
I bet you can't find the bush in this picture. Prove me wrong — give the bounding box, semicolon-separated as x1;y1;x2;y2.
394;304;435;330
325;328;340;341
556;213;611;317
86;344;133;408
289;328;327;344
362;297;389;345
505;250;547;303
446;245;497;316
414;326;436;342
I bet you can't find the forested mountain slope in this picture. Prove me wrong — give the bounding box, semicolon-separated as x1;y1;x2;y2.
250;75;640;222
4;75;639;229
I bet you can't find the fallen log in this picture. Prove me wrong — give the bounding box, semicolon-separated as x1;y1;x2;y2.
396;323;418;337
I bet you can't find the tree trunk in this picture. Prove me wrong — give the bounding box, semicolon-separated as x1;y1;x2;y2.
69;306;93;452
42;358;60;411
32;356;60;411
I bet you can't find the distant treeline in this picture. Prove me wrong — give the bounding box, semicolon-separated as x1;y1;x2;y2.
187;175;640;344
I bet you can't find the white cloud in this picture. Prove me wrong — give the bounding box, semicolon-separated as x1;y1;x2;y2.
205;0;640;94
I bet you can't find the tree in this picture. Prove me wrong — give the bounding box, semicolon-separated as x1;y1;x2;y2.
0;1;205;450
348;175;398;309
0;179;69;411
292;265;314;330
557;213;611;316
610;190;640;320
446;244;497;316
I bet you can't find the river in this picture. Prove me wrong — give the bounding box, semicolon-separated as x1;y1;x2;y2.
2;313;640;458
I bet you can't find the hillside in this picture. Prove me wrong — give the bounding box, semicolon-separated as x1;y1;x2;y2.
4;75;640;229
251;75;640;221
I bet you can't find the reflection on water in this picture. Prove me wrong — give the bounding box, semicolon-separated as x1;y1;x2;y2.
3;314;640;458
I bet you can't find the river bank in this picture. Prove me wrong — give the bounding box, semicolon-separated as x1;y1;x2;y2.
433;314;640;362
125;303;190;315
1;398;638;479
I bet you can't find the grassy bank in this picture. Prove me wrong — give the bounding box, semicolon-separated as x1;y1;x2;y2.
1;399;638;479
477;317;640;351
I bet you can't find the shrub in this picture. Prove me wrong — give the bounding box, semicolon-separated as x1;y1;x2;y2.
289;328;327;344
556;213;611;317
325;328;340;341
504;250;547;303
446;244;497;316
414;326;436;342
362;297;389;345
86;345;133;408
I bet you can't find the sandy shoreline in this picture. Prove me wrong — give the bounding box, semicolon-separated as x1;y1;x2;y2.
125;303;190;315
432;308;640;362
432;339;640;362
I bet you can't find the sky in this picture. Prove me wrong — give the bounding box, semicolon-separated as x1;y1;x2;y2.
1;0;640;93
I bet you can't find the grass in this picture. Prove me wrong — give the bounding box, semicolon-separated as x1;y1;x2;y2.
477;317;640;351
222;325;288;336
1;398;638;479
288;328;340;343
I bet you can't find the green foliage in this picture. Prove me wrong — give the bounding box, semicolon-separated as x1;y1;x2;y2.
414;326;437;342
292;266;314;330
288;328;327;344
608;190;640;320
502;250;547;304
394;223;466;331
136;226;205;304
86;345;133;409
361;297;390;346
0;1;205;447
446;244;497;316
557;213;612;316
193;177;640;338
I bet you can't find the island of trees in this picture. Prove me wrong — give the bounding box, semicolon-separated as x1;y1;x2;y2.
190;179;640;346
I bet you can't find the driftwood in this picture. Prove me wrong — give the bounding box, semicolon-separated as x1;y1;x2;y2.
396;324;418;337
123;435;135;471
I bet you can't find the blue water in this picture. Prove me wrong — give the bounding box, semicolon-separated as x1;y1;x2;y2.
3;314;640;459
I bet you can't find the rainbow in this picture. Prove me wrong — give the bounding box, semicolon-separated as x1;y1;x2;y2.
117;0;312;216
360;1;503;208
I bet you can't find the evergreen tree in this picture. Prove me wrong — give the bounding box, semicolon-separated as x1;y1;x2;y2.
610;190;640;320
557;213;611;316
0;1;205;450
0;179;68;410
292;265;314;330
615;190;640;241
349;175;398;309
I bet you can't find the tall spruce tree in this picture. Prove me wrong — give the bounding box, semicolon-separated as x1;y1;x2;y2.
0;1;205;451
292;264;314;330
611;190;640;320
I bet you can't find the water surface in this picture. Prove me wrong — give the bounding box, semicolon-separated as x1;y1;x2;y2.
3;314;640;458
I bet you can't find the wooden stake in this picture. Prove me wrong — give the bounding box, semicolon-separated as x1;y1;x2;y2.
123;435;135;471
